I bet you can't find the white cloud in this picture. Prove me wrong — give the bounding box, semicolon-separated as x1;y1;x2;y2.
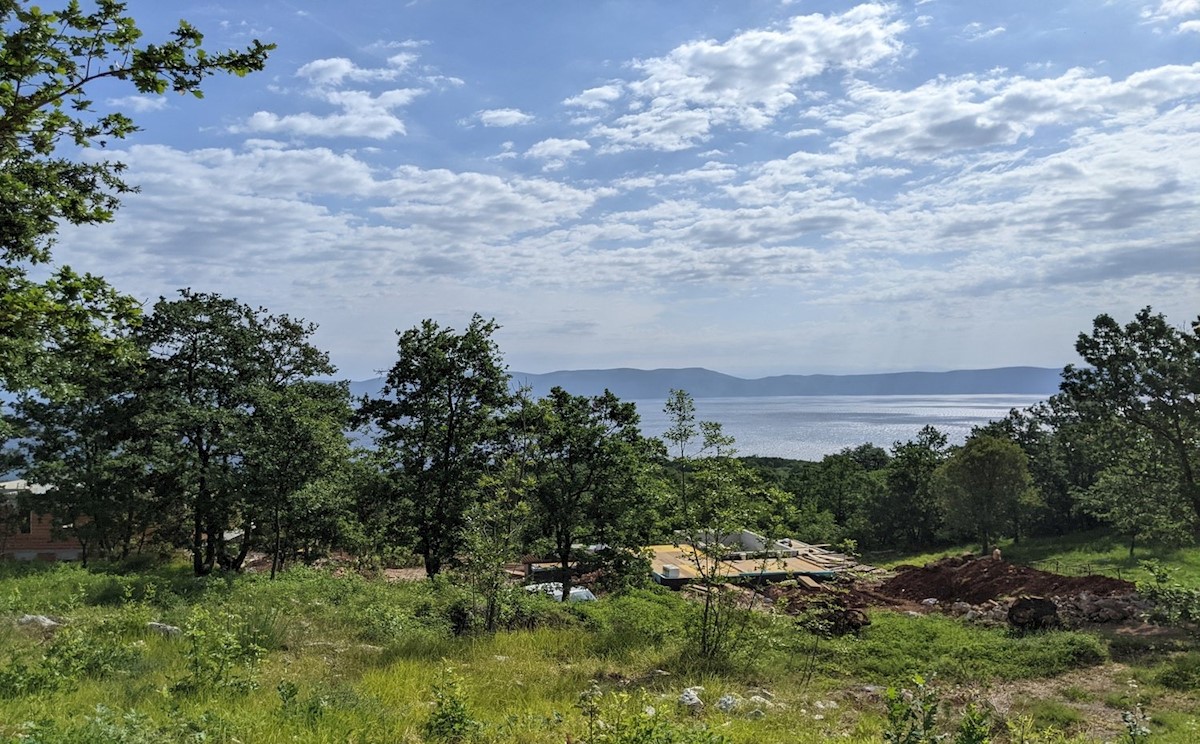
525;138;591;170
563;84;623;109
295;55;413;87
1179;19;1200;31
106;95;169;113
1149;0;1200;18
580;4;906;152
830;64;1200;160
238;52;431;139
964;22;1005;40
477;108;535;127
241;88;424;138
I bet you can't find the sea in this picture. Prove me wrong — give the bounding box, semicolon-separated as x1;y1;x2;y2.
630;394;1049;461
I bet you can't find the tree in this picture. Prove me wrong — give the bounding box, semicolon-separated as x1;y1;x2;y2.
934;435;1034;554
526;387;647;603
1058;308;1200;523
358;315;511;577
662;389;761;663
862;425;948;549
1;1;272;389
11;340;158;564
240;380;353;578
1077;430;1194;556
138;290;335;575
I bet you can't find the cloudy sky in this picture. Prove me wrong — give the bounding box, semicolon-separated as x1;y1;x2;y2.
49;0;1200;379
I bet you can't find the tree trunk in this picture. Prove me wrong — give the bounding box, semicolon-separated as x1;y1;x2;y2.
271;507;282;580
192;510;208;576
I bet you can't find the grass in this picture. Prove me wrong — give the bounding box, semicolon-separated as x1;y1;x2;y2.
0;556;1196;742
868;528;1200;587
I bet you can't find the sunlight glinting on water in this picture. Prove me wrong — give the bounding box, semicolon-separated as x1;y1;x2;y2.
632;395;1048;461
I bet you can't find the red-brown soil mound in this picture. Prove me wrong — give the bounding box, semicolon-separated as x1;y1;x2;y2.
876;555;1135;605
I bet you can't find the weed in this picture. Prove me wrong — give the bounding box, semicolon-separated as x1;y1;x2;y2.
883;674;940;744
423;667;480;743
1022;699;1083;731
1120;705;1152;743
953;703;993;744
170;605;264;695
1156;651;1200;690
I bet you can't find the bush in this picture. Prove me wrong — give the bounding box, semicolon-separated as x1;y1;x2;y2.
1156;651;1200;690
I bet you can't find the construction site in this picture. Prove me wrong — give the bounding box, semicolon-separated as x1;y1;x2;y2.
638;532;1150;633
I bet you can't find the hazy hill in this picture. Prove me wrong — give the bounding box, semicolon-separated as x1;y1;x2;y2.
350;366;1062;400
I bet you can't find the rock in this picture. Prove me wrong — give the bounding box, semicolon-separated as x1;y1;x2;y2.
748;695;775;709
1008;596;1059;630
921;598;939;606
963;610;980;622
716;693;743;712
904;610;922;617
951;601;972;615
146;621;181;637
17;614;61;630
679;687;704;710
747;708;766;720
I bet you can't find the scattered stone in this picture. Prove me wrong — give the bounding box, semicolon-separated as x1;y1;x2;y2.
716;693;743;713
146;621;181;637
17;614;61;630
748;695;775;709
493;655;509;662
921;598;939;606
679;687;704;710
747;708;766;720
1008;596;1059;630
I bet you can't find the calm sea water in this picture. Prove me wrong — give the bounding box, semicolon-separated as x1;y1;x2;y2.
631;395;1048;461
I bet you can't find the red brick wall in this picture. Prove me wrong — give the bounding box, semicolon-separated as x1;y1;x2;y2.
1;512;82;560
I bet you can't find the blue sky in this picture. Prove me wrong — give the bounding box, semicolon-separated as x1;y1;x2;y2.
46;0;1200;379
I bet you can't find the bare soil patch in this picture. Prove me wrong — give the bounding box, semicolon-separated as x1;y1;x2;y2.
875;554;1136;605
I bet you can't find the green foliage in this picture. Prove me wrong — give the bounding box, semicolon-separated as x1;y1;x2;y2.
1139;559;1200;626
171;605;264;695
359;314;512;577
526;386;650;603
935;434;1034;552
1156;651;1200;690
576;684;730;744
882;674;940;744
1058;307;1200;524
0;0;273;391
953;703;992;744
423;668;480;743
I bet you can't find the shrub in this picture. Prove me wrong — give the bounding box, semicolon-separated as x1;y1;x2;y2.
1156;651;1200;690
423;668;479;743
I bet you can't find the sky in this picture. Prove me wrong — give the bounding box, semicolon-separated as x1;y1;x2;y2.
43;0;1200;380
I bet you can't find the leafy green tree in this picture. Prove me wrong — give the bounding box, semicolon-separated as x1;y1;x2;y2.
934;434;1034;554
137;290;335;575
1059;308;1200;522
861;425;949;549
12;360;154;564
359;315;512;577
662;389;766;663
526;387;647;602
240;380;353;578
0;0;272;389
1078;431;1194;556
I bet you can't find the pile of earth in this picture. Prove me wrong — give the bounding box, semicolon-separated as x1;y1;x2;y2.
763;580;908;614
876;554;1136;605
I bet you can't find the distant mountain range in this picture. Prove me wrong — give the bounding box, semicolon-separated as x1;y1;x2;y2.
349;366;1063;400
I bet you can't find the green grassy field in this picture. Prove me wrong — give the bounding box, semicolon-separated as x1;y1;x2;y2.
0;553;1197;743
